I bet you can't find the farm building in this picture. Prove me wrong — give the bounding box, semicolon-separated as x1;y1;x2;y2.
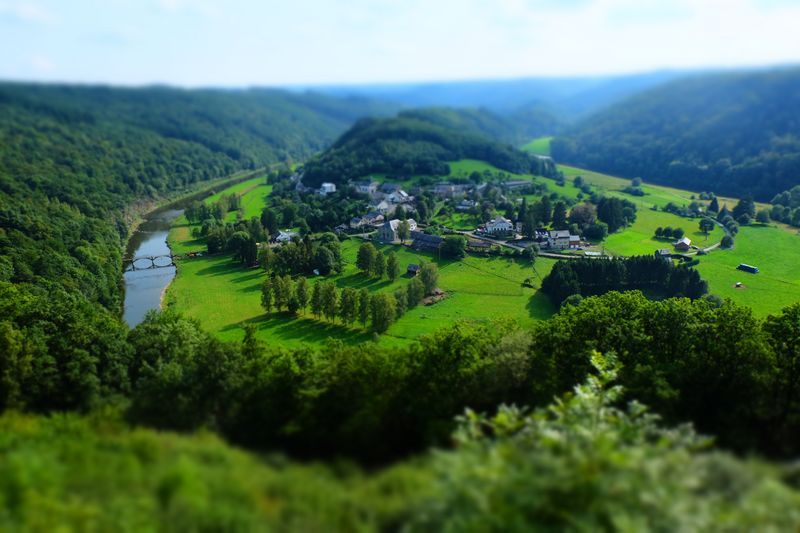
410;231;443;252
484;215;514;235
377;218;418;243
318;182;336;196
503;180;532;190
655;249;672;261
380;182;401;194
674;237;692;251
546;230;581;250
407;264;421;276
737;263;760;274
353;179;379;194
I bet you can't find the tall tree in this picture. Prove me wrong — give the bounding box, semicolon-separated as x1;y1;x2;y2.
370;293;397;333
339;287;358;325
373;251;386;278
386;252;400;281
260;278;273;314
358;288;371;327
295;277;309;314
397;220;411;244
356;242;377;275
311;282;323;318
552;201;568;230
321;282;339;322
420;262;439;295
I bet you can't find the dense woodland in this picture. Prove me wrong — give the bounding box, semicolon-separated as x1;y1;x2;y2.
302;111;558;186
552;68;800;200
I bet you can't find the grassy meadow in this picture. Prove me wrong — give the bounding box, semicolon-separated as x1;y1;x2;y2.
166;234;555;347
521;136;553;156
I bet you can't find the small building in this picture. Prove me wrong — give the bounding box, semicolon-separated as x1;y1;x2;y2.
362;211;385;225
387;190;412;204
569;235;581;249
655;249;672;261
380;182;402;194
484;215;514;235
353;179;379;195
503;179;532;190
737;263;759;274
407;264;421;276
275;230;297;243
319;182;337;196
584;251;602;257
456;199;477;212
372;200;391;215
548;230;571;249
674;237;692;251
410;231;444;252
377;218;418;243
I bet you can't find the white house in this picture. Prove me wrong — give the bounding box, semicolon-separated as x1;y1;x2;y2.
387;190;412;204
484;216;514;235
548;230;580;249
275;230;297;243
377;219;417;243
372;200;391;215
675;237;692;251
353;179;378;194
319;182;336;196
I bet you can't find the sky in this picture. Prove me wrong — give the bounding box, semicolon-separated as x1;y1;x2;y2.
1;0;799;87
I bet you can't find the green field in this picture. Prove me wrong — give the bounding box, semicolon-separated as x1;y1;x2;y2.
696;224;800;314
521;136;552;156
166;233;555;347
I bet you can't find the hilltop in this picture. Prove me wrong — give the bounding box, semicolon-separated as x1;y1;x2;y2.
551;68;800;200
301;109;558;186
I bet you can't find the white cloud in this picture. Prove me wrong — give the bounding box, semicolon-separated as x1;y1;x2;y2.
0;1;57;24
30;54;55;72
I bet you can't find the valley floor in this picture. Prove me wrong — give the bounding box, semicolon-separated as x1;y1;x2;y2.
164;159;800;349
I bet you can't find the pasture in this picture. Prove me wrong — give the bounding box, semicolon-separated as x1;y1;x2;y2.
166;232;556;347
521;136;553;156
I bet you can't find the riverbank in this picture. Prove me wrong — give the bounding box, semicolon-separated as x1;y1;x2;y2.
122;168;269;326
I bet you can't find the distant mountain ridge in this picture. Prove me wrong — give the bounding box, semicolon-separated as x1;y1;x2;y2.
551;67;800;200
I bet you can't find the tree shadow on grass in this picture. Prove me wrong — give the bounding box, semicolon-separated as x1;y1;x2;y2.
335;273;394;291
223;313;374;346
527;291;556;320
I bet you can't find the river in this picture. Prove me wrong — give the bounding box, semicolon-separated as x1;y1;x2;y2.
123;208;183;327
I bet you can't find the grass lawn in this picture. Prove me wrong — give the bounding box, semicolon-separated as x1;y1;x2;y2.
204;176;265;204
521;137;553;156
696;224;800;316
431;211;481;231
166;234;557;348
603;208;724;257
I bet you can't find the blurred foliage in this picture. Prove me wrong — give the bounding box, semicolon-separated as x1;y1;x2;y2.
1;355;798;532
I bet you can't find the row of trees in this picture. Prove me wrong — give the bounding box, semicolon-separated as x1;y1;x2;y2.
356;243;401;280
542;255;708;305
260;262;440;333
654;226;685;240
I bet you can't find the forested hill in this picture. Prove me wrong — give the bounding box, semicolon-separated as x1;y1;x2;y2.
302;109;558;186
551;68;800;200
0;83;394;216
0;83;391;314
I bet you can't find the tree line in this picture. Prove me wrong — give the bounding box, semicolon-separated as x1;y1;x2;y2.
260;260;439;334
542;255;708;305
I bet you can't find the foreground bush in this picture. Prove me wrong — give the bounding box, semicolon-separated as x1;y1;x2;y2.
1;357;799;532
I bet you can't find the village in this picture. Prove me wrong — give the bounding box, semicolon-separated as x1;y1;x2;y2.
304;176;590;255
